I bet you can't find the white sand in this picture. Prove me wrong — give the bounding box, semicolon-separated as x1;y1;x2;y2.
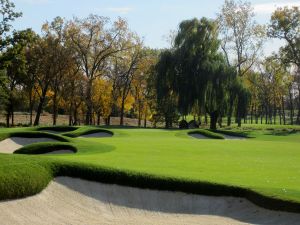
79;132;113;138
0;137;59;154
189;133;210;139
0;177;299;225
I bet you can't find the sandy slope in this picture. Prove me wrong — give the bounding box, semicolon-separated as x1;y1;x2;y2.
189;133;210;139
0;137;59;153
0;177;299;225
222;134;246;140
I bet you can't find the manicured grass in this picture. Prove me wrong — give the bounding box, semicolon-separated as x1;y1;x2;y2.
0;126;300;212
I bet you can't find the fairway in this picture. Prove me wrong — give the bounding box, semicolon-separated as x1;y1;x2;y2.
1;126;300;208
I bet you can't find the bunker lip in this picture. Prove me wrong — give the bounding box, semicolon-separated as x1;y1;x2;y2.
223;134;246;140
78;131;113;138
0;136;75;154
0;137;60;154
37;126;78;133
0;176;299;225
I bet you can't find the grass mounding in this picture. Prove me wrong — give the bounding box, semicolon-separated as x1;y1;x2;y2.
210;129;249;138
63;127;113;138
188;129;224;139
1;127;300;213
37;125;78;132
14;142;77;154
0;155;53;200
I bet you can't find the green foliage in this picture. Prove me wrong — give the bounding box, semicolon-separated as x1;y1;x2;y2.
268;6;300;67
0;0;22;37
153;50;179;128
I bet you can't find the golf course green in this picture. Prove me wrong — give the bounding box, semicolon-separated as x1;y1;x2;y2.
1;126;300;212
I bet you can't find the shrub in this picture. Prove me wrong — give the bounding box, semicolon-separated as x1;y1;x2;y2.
188;120;199;129
179;120;188;129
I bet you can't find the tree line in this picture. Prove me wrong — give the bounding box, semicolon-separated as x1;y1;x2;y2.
0;0;299;129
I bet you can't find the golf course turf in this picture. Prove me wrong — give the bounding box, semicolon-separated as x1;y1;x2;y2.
1;126;300;213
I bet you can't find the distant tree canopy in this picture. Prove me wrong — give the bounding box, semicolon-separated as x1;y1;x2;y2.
0;0;299;128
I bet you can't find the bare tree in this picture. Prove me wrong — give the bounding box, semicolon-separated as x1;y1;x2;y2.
65;15;130;125
218;0;265;76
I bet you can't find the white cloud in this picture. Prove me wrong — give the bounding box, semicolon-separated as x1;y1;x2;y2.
254;1;300;14
105;7;134;14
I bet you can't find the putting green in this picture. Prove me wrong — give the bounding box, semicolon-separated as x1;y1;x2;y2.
0;126;300;210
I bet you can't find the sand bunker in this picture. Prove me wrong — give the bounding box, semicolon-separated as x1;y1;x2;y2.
0;177;299;225
0;137;60;154
79;132;112;138
222;134;246;140
189;133;210;139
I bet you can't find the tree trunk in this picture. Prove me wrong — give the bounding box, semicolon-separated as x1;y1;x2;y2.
210;111;218;130
85;80;93;125
52;90;58;126
120;96;126;126
6;113;9;127
297;87;300;124
97;112;101;126
227;98;234;126
289;89;294;125
282;96;286;125
29;93;33;126
34;87;48;126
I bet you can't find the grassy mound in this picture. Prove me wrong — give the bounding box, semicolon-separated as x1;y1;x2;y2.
37;126;79;132
63;127;113;138
0;155;52;200
210;129;249;138
188;129;224;139
14;142;77;154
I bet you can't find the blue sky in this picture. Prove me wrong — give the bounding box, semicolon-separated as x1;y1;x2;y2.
11;0;300;55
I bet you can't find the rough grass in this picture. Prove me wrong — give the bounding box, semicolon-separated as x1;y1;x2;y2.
1;126;300;213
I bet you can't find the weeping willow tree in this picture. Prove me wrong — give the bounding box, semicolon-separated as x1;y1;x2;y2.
153;17;250;129
0;70;8;112
154;50;179;128
173;18;220;116
173;18;249;129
